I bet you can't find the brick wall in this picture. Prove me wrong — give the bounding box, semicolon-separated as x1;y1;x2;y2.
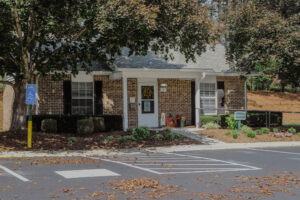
217;76;245;111
94;75;123;116
158;79;192;126
38;75;71;114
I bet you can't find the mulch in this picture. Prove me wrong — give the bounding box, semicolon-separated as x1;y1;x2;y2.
0;130;201;152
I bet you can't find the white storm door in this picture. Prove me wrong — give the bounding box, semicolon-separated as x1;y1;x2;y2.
138;80;158;127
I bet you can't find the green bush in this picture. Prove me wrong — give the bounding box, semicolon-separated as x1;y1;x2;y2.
41;119;57;133
133;127;150;140
225;131;231;136
288;127;297;134
163;127;172;133
175;133;184;140
77;118;94;135
261;127;270;134
127;127;134;134
200;116;218;126
256;129;263;135
226;114;239;129
202;122;220;129
101;136;114;144
241;125;252;134
297;132;300;136
272;128;279;133
247;131;256;138
93;117;105;132
152;134;164;140
232;131;239;139
166;132;176;140
68;137;78;144
119;135;136;143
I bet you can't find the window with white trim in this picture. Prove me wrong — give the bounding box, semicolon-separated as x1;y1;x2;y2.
200;83;216;115
71;82;93;115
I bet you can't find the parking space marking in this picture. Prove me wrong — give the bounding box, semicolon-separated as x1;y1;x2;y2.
0;164;30;182
55;169;120;179
249;148;300;155
93;152;261;175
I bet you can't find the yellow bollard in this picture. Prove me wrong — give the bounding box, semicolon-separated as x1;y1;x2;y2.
27;121;32;148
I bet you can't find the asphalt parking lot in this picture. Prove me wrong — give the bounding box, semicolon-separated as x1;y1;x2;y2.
1;147;300;200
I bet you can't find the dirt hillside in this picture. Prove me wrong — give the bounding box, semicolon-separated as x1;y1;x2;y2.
248;91;300;124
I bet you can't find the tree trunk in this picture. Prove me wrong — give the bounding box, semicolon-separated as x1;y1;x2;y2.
10;81;28;131
281;84;285;92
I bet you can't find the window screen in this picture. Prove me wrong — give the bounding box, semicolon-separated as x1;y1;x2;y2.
200;83;216;114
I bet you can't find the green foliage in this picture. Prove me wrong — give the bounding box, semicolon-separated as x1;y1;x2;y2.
231;131;239;139
226;114;239;129
241;125;252;134
93;117;105;132
127;127;134;134
288;127;297;134
119;136;136;143
202;122;220;129
166;132;176;141
200;116;218;126
41;119;57;133
297;132;300;136
152;134;164;140
256;129;263;135
272;128;279;133
225;131;231;136
163;127;172;134
175;133;184;140
247;131;256;138
77;118;94;135
261;128;270;134
101;136;114;145
68;137;78;144
133;127;150;140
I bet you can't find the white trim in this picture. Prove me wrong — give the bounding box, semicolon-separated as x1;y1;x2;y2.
71;71;94;82
195;78;200;128
123;77;128;131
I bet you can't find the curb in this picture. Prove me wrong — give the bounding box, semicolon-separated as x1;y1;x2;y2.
1;141;300;158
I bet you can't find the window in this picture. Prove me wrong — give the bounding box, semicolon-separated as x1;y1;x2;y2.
200;83;216;114
71;82;93;115
141;86;154;114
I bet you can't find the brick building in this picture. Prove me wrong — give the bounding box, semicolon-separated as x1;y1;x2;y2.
3;45;248;131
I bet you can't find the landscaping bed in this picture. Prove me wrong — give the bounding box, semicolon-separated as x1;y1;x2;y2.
0;128;201;152
196;127;300;143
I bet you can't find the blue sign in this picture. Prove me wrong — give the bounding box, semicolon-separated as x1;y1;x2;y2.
26;84;36;105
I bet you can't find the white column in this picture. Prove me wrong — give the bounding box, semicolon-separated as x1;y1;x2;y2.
195;77;201;128
122;76;128;131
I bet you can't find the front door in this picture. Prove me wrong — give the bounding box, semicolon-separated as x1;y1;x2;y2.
138;79;158;127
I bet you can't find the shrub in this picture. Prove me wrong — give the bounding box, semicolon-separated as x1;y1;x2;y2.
41;119;57;133
119;135;136;143
163;127;172;133
232;131;239;139
272;128;279;133
241;125;252;134
77;118;94;135
93;117;105;132
245;111;282;127
261;127;270;134
226;114;239;129
285;132;293;137
287;127;297;134
152;134;164;140
225;131;231;136
200;116;218;126
101;136;114;144
247;131;256;138
256;129;263;135
297;132;300;136
133;127;150;140
175;133;184;140
202;122;220;129
127;127;134;134
68;137;78;144
166;132;176;140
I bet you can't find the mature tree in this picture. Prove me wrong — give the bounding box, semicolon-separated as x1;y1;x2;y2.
220;1;300;91
0;0;218;130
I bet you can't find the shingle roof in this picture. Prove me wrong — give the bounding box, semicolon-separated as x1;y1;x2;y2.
114;44;232;73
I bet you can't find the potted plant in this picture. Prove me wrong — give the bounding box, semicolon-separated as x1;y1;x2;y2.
166;114;177;127
179;116;186;128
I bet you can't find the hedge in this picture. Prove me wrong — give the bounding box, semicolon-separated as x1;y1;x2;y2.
29;115;122;133
200;115;227;128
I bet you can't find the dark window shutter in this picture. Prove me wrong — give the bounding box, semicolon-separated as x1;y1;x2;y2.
94;81;103;115
191;81;195;125
63;81;72;114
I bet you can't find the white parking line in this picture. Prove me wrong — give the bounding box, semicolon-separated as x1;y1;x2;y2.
55;169;120;179
249;148;300;155
137;163;232;166
0;164;30;182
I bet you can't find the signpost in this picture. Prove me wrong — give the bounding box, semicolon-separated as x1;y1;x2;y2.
234;111;246;130
26;84;36;148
